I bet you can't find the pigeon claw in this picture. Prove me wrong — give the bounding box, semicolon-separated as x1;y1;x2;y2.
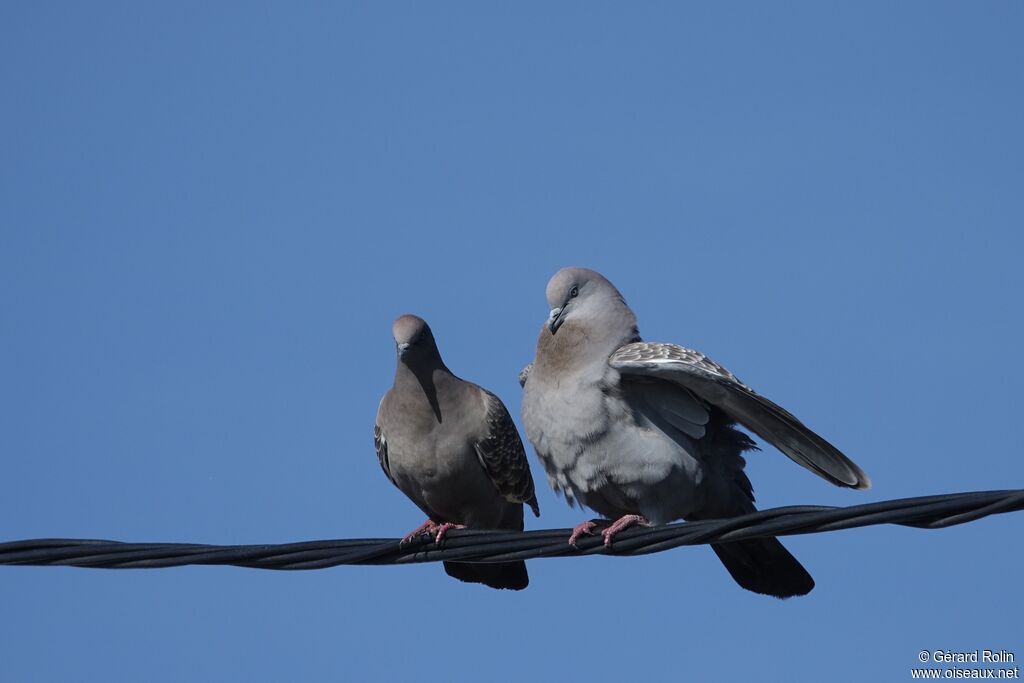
568;520;599;548
602;514;650;548
434;522;467;545
400;519;441;546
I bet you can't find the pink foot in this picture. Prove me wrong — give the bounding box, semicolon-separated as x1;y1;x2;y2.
434;522;467;545
602;514;650;548
400;519;440;546
569;520;598;548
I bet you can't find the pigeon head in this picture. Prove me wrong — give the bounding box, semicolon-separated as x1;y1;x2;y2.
544;267;633;335
392;314;440;364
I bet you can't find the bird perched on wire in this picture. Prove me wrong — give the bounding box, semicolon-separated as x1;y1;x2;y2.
375;314;540;590
520;267;870;598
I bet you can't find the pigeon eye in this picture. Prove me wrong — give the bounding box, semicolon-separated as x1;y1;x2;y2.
569;286;579;298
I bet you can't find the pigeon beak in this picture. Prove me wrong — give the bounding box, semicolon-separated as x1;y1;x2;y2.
397;342;411;358
548;307;566;334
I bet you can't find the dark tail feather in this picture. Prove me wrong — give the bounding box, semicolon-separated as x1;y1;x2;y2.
526;495;540;518
711;537;814;598
443;560;529;591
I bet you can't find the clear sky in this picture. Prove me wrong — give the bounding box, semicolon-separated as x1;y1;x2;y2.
2;3;1022;681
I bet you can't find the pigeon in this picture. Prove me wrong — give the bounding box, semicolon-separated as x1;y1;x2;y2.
375;314;540;590
520;267;870;597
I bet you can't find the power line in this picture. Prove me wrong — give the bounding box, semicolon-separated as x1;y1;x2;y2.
2;489;1021;571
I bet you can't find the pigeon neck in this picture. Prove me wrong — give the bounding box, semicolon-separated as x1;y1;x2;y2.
538;320;634;375
394;357;449;422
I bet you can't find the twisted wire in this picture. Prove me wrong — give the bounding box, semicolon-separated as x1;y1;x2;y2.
2;489;1021;571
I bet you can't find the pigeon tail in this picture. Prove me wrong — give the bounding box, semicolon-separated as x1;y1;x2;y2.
710;537;814;598
443;560;529;591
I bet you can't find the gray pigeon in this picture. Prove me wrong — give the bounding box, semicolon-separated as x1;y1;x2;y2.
375;314;540;590
520;267;870;598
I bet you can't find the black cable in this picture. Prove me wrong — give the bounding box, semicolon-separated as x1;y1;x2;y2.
2;489;1021;571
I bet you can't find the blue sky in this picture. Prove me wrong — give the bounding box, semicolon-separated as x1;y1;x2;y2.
2;3;1022;681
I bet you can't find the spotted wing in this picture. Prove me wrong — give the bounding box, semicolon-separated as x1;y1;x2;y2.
474;390;540;517
610;342;870;489
373;422;398;488
518;362;533;388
